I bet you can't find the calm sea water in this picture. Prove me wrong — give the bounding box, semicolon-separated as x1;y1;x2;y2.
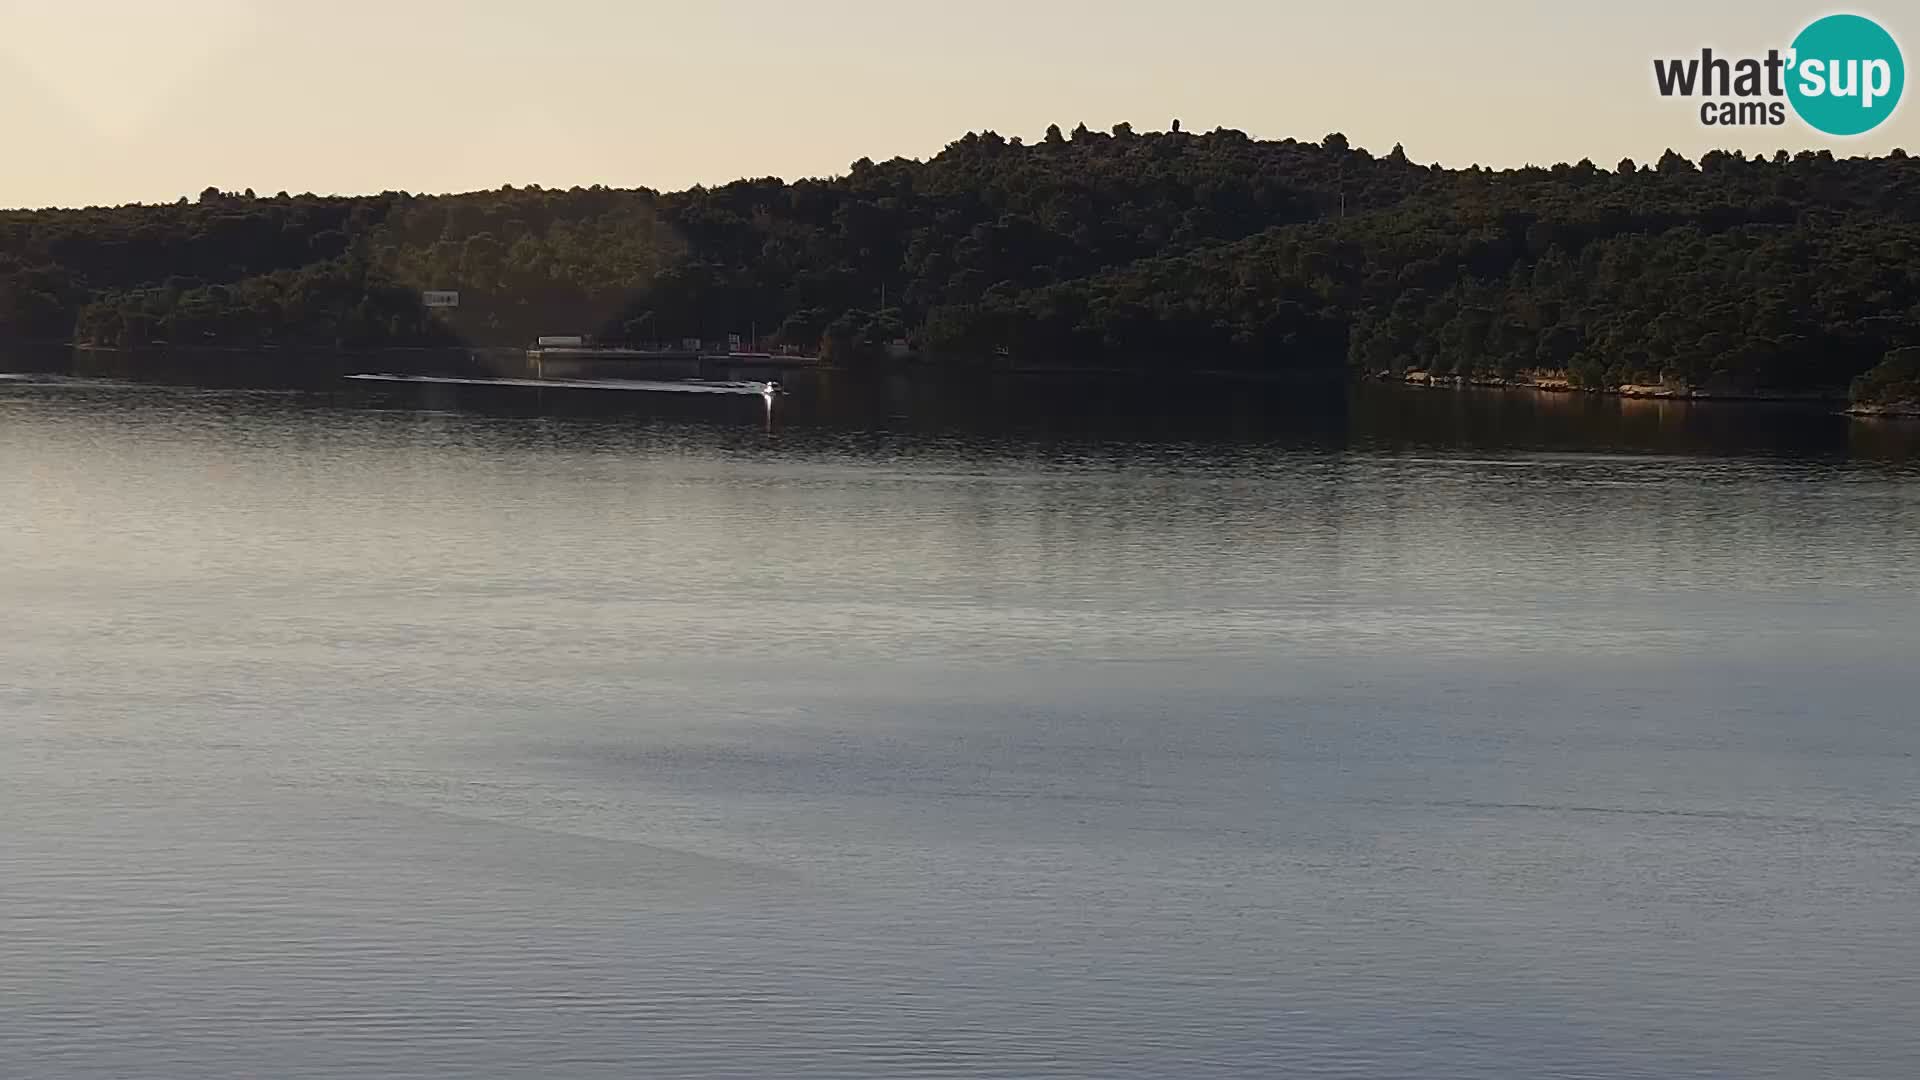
4;370;1920;1079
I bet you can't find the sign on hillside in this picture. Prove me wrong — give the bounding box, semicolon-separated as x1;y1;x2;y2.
422;290;460;309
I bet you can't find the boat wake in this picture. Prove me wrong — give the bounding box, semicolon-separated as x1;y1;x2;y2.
345;373;778;397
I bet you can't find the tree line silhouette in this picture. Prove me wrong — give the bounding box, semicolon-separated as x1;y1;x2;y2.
3;124;1917;403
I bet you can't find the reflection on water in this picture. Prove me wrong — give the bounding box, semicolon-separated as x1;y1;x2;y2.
3;359;1920;1079
12;345;1920;460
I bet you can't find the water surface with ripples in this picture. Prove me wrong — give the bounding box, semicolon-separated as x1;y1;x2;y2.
5;369;1919;1078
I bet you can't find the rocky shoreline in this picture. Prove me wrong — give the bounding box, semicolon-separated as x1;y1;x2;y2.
1840;402;1920;419
1377;370;1904;411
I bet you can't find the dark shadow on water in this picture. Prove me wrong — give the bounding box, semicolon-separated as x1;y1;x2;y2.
1343;382;1919;461
6;346;1919;462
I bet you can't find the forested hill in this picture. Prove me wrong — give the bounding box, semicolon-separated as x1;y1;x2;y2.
4;124;1920;400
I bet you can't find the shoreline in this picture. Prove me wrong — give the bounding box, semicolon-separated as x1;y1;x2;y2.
1840;402;1920;419
1376;370;1920;414
14;344;1920;418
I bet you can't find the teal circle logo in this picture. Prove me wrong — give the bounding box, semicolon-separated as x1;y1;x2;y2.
1787;14;1904;135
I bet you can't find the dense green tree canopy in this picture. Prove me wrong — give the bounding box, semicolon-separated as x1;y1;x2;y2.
3;126;1917;394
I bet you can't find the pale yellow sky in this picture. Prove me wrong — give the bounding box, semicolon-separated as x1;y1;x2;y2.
2;0;1915;208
